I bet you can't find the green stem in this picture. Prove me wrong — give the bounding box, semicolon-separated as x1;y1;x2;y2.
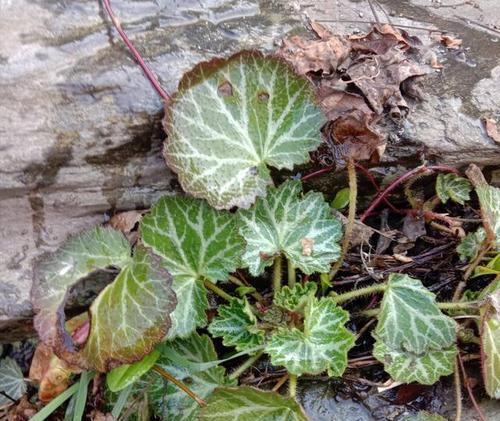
360;300;479;317
228;275;264;302
273;255;283;295
203;279;233;302
287;259;296;288
288;374;297;398
330;157;357;280
228;351;264;381
333;283;386;304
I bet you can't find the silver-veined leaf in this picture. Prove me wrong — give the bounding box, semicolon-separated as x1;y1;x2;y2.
480;290;500;398
266;296;355;376
373;339;456;385
273;281;317;313
164;51;325;210
476;184;500;248
32;227;176;372
456;228;486;261
0;357;26;407
144;333;235;421
435;173;471;205
140;196;244;338
238;180;342;276
374;274;456;354
199;386;309;421
208;298;265;352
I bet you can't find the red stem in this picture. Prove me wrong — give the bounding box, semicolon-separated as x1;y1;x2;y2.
102;0;171;102
360;165;458;222
457;353;487;421
300;166;334;181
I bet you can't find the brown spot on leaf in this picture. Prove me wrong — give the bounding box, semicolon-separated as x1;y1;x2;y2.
300;237;314;256
217;80;233;97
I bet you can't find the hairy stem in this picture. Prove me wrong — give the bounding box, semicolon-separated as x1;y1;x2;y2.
333;283;387;304
203;279;233;302
153;365;206;407
454;358;462;421
360;165;458;222
102;0;171;102
288;374;297;398
228;351;264;381
287;259;296;288
330;157;357;280
273;255;283;295
360;300;479;317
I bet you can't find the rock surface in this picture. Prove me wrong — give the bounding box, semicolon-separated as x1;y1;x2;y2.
1;0;500;341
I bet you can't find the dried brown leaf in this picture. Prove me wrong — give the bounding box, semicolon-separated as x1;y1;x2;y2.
440;35;463;49
483;118;500;144
109;210;146;234
276;34;350;76
350;24;415;55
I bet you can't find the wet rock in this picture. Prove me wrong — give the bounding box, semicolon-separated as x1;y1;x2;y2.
0;0;302;341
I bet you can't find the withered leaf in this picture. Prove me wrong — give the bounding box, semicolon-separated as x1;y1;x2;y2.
350;24;415;55
483;118;500;144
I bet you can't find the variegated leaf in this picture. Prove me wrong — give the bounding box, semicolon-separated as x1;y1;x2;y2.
140;196;244;338
435;173;471;205
199;386;309;421
480;290;500;398
373;339;456;385
266;296;355;376
274;281;317;313
238;180;342;276
374;274;456;354
32;227;176;372
456;228;486;261
0;358;26;407
208;298;265;352
164;51;325;209
476;184;500;248
145;333;235;421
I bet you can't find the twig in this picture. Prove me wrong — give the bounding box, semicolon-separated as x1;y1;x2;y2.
300;166;334;181
330;157;357;279
153;365;206;407
457;353;487;421
272;373;290;392
101;0;171;102
360;165;458;222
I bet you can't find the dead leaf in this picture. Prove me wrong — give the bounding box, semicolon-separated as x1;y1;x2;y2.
300;238;314;256
91;411;116;421
402;213;426;241
483;118;500;144
5;396;38;421
318;85;373;122
350;24;416;55
276;34;351;76
346;50;428;114
109;210;146;234
438;34;462;49
393;253;413;263
310;21;333;40
430;53;444;70
332;209;374;247
326;109;386;163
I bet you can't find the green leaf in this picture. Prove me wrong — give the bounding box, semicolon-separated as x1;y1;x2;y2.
435;173;472;205
330;187;350;210
238;180;342;276
199;386;308;421
32;227;177;372
208;298;265;352
106;350;160;392
480;291;500;398
144;333;235;421
373;340;456;385
274;281;317;312
266;296;355;376
141;196;244;338
0;357;26;406
373;274;457;384
476;184;500;248
374;274;456;354
164;51;325;210
456;228;486;261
